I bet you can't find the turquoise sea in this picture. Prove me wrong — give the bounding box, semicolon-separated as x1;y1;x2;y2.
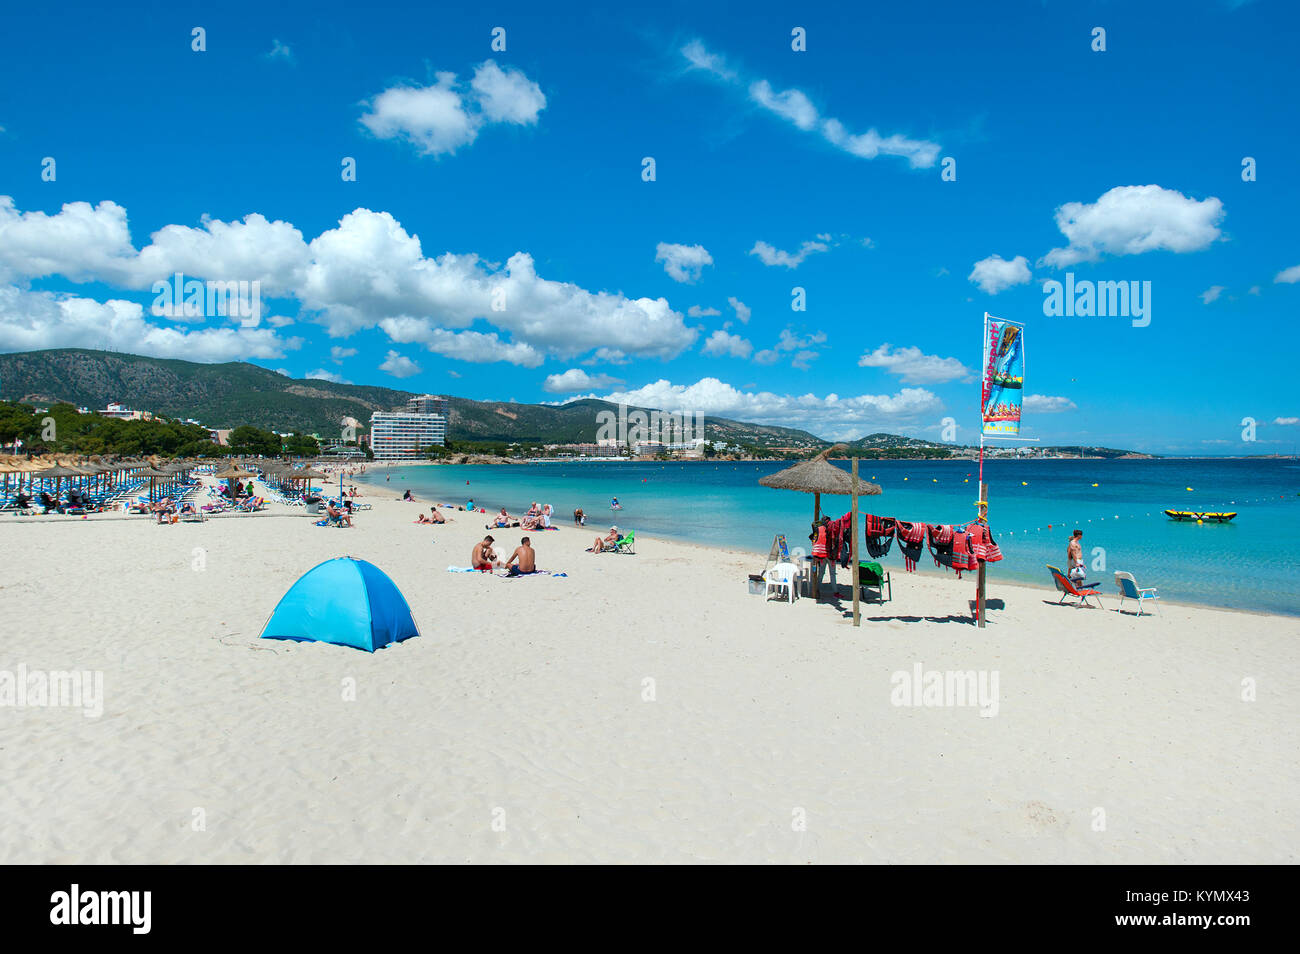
356;458;1300;616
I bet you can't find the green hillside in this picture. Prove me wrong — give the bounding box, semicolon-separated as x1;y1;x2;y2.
0;349;825;447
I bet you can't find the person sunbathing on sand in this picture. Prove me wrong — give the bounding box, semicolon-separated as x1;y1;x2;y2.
591;526;620;553
472;536;496;571
504;536;537;576
327;500;352;527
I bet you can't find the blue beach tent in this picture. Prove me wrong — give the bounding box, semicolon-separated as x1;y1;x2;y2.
260;557;421;652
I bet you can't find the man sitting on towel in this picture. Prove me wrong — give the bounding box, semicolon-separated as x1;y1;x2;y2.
472;535;497;571
504;536;537;577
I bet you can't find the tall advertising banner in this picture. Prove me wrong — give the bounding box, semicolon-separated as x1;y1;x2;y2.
981;314;1025;437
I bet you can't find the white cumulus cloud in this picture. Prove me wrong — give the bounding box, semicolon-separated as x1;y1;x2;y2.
749;238;828;269
680;40;940;169
542;368;621;393
1040;185;1225;268
378;350;422;378
968;254;1031;295
655;242;713;283
359;60;545;158
0;285;295;362
567;377;943;439
857;344;972;384
1023;394;1077;413
727;296;751;323
701;329;753;359
0;195;695;367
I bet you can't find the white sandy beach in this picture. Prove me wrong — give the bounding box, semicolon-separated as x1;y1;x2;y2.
1;485;1296;864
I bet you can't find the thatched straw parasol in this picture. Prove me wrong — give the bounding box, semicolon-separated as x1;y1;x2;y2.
27;463;88;494
211;462;255;501
211;463;255;480
284;466;329;493
759;444;882;618
32;463;86;478
130;465;172;502
760;446;877;495
0;456;28;494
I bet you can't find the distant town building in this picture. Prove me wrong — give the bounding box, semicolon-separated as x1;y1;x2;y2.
369;406;447;459
318;436;365;458
405;394;448;417
209;428;231;446
567;442;622;457
98;402;153;421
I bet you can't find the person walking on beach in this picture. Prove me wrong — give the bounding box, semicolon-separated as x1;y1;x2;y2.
472;535;496;571
505;537;537;576
1067;529;1088;584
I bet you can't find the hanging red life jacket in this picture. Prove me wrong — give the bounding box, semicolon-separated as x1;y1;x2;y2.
927;524;954;569
951;529;975;577
969;523;1003;562
812;523;828;558
864;515;896;558
896;520;925;572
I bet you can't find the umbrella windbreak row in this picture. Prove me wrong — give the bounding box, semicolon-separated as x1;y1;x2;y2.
0;455;331;516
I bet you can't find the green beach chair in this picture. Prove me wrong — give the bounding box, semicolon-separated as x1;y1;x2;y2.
612;529;635;554
858;560;891;603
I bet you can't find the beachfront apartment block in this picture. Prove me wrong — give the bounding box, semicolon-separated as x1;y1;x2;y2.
369;408;447;459
405;394;448;417
565;442;624;457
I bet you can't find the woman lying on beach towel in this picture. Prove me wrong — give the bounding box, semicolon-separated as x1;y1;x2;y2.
416;506;446;524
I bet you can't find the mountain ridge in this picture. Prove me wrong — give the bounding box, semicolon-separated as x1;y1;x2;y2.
0;349;826;448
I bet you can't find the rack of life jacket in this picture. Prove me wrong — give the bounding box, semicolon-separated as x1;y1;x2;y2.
842;513;1006;579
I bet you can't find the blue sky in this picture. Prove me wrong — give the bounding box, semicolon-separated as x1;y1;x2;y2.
0;0;1296;453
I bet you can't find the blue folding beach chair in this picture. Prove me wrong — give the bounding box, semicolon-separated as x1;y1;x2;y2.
1114;571;1160;615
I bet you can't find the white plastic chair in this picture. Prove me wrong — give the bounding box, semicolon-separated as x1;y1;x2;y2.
764;562;798;603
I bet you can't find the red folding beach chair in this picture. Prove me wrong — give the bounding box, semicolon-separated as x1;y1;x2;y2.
1046;564;1104;609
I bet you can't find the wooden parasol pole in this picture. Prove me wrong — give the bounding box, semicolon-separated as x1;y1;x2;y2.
851;458;861;627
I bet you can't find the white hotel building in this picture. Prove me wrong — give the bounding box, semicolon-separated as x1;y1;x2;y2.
369;395;448;459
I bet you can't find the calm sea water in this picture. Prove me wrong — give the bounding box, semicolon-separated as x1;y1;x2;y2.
356;458;1300;616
